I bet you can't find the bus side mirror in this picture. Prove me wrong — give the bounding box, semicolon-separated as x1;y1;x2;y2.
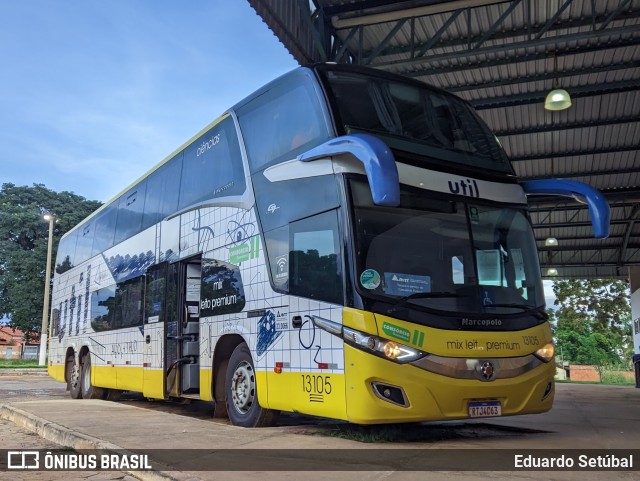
521;179;610;239
297;134;400;207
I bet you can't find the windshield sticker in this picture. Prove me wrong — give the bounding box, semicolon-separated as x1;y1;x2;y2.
511;248;526;281
383;273;431;297
482;289;495;306
360;269;381;289
477;250;502;285
469;206;480;223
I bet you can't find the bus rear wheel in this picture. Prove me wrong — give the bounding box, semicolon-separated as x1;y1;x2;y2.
67;356;82;399
225;343;279;427
80;353;105;400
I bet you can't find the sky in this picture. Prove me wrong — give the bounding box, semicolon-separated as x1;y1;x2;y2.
0;0;558;306
0;0;298;203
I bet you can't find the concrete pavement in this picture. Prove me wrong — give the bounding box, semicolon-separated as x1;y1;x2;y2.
0;375;638;481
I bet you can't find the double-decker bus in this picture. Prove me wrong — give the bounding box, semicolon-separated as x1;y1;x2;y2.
47;64;609;427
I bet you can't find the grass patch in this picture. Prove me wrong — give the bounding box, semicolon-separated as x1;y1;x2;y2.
600;371;634;385
320;424;424;443
311;422;548;443
0;359;44;368
556;372;635;385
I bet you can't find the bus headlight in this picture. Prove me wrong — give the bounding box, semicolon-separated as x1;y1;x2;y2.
535;342;555;362
310;315;426;364
343;327;425;364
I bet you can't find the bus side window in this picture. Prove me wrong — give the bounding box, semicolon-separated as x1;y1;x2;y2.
263;210;343;305
90;277;144;332
237;71;330;173
75;222;94;265
289;210;343;305
264;225;289;293
56;230;78;274
179;116;246;209
142;153;182;229
91;207;117;258
114;182;147;245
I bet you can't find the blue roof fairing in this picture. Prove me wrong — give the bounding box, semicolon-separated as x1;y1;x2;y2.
297;133;400;207
522;179;610;239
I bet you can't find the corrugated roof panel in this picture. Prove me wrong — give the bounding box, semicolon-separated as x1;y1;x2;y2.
254;0;640;277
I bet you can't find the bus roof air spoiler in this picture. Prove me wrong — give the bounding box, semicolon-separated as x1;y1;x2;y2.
521;179;610;239
297;134;400;207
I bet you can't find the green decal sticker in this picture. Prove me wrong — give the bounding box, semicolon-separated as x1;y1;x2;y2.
412;330;425;348
360;269;381;290
229;235;261;264
382;322;411;343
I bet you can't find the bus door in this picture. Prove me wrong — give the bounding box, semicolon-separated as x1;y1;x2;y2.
181;260;202;396
143;259;201;399
142;262;177;398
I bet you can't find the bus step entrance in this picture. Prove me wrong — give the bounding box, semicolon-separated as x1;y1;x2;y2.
181;321;200;394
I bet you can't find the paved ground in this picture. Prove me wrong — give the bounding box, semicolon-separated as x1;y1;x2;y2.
0;419;138;481
0;372;638;481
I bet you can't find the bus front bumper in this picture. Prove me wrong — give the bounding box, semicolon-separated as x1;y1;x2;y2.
344;344;555;424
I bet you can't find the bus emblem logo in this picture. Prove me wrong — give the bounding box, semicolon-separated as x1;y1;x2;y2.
448;179;480;198
267;203;280;214
479;361;496;381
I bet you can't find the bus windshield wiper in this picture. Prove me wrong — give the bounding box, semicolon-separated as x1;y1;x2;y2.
388;291;466;314
483;303;548;320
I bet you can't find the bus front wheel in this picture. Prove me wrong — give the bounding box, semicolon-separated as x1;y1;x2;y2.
225;343;279;427
80;353;105;400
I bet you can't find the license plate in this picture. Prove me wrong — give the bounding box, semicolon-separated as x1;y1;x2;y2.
468;401;501;418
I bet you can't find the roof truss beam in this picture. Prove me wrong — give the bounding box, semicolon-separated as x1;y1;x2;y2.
416;10;462;58
405;37;640;77
519;166;640;181
495;116;640;137
327;0;507;29
373;25;640;69
539;244;639;252
470;79;640;110
534;234;625;241
364;18;408;64
532;220;628;229
599;0;634;31
618;205;640;267
534;0;574;40
473;0;522;49
510;145;639;162
529;204;635;214
448;61;640;93
330;2;640;61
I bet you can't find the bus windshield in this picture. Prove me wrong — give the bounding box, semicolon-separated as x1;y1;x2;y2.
319;68;512;174
349;178;544;317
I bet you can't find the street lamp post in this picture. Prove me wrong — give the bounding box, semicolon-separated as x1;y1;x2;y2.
39;213;56;366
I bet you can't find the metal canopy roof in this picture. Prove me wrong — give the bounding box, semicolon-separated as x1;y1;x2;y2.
248;0;640;279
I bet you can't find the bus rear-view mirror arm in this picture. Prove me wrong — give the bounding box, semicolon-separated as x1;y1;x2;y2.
297;133;400;207
521;179;611;239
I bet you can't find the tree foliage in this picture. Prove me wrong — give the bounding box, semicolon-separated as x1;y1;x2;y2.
551;279;632;368
0;183;101;339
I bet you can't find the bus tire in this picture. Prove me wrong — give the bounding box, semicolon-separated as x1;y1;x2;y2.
80;353;105;400
68;356;82;399
225;343;279;427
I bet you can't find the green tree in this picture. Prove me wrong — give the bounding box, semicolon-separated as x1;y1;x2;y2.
552;279;632;370
0;183;101;340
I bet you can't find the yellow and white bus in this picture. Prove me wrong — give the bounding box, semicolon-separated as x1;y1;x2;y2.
47;64;609;427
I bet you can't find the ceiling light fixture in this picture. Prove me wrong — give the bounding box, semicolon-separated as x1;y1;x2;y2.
545;55;572;111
